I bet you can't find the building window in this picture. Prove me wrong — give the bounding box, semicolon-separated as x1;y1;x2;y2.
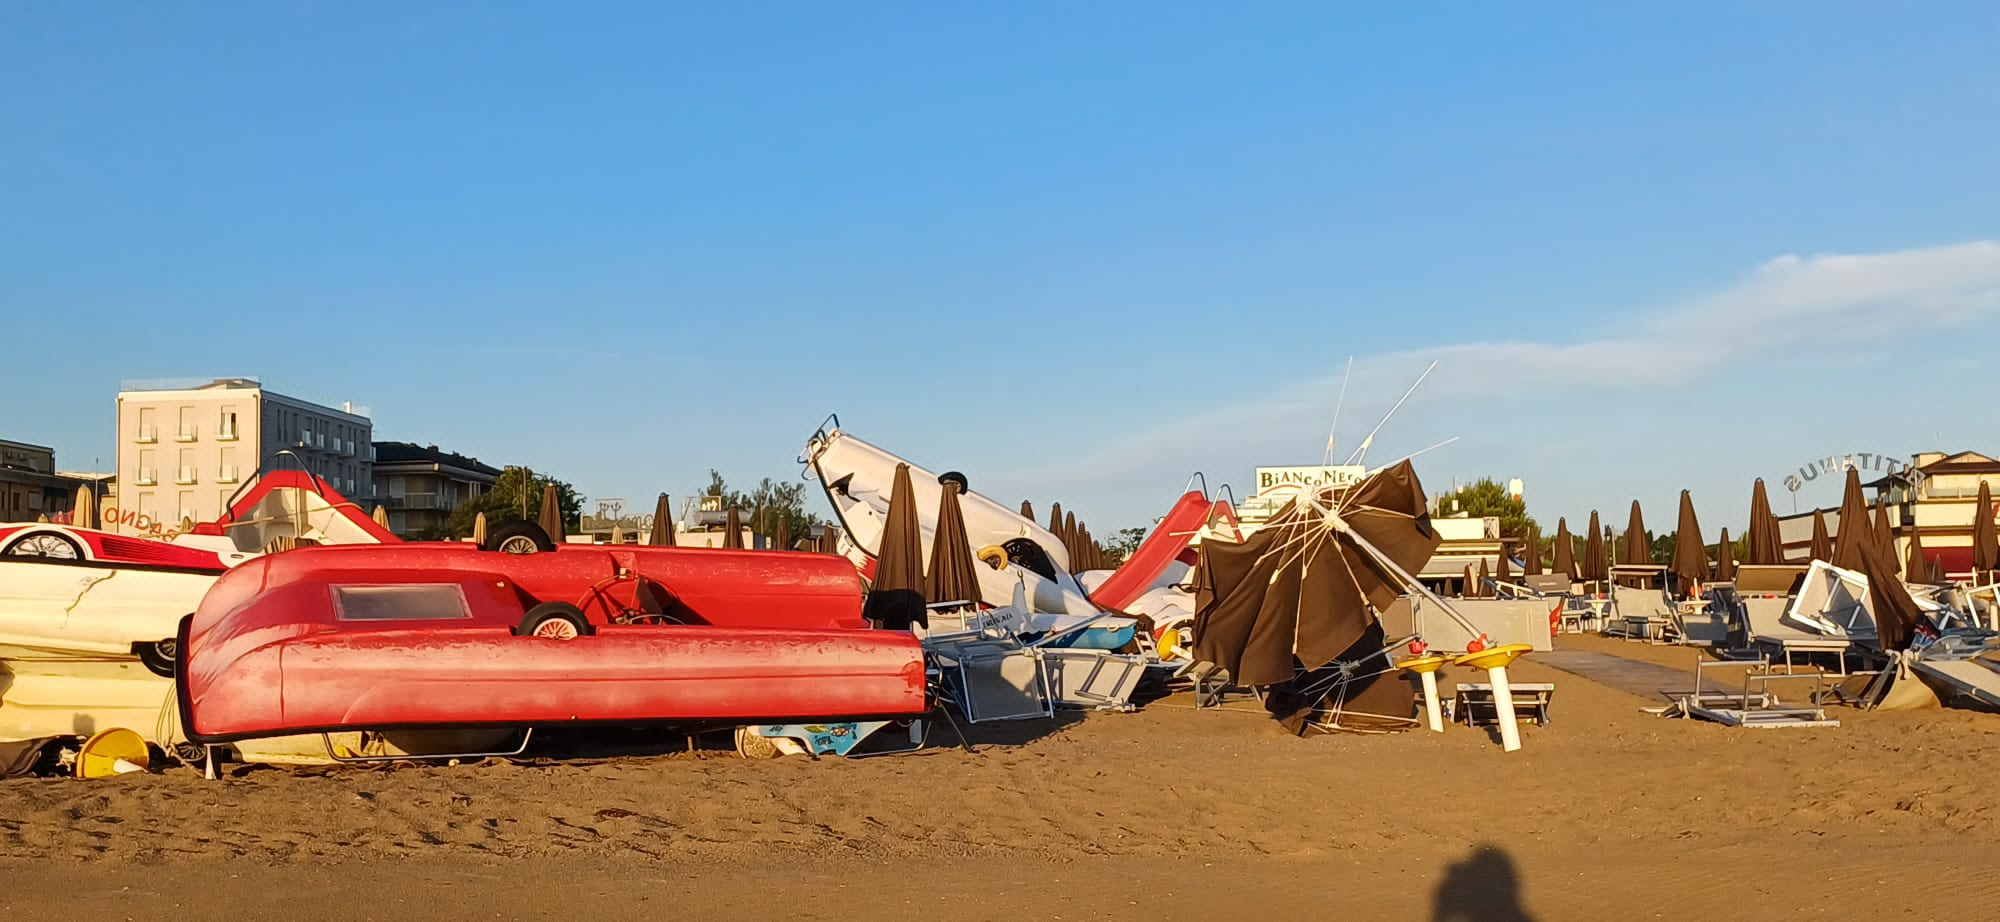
177;448;197;484
219;407;239;440
218;446;238;483
177;406;197;442
177;491;195;526
137;407;157;443
137;449;157;486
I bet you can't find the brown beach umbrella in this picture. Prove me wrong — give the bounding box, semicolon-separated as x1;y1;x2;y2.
1871;501;1897;575
1523;524;1543;577
1476;557;1491;598
1047;502;1064;539
1551;517;1576;580
73;485;97;531
537;483;564;546
1463;563;1480;598
775;517;792;552
1063;510;1081;564
1809;509;1833;562
472;511;488;547
723;507;744;549
1621;501;1649;566
1192;460;1441;689
1020;500;1034;522
1904;530;1931;584
1671;490;1706;592
1495;546;1512;586
1832;468;1871;570
926;481;981;610
1714;528;1736;582
648;494;675;547
1975;481;1999;579
1746;479;1782;565
864;462;926;629
1855;523;1922;653
1582;510;1606;582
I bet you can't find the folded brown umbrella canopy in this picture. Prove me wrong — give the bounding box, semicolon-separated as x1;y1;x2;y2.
1523;524;1543;577
1063;510;1082;566
1462;563;1480;598
538;483;564;546
1582;511;1606;582
1192;460;1441;689
648;493;676;547
1976;481;1999;578
1904;530;1931;584
1020;500;1034;522
723;507;745;549
927;481;982;610
1714;527;1736;582
1855;519;1924;652
1671;490;1706;592
864;463;926;629
1746;479;1782;566
775;517;792;552
1476;557;1492;597
1495;546;1512;586
1831;468;1871;571
1551;518;1576;580
1810;509;1834;562
1871;501;1897;576
1621;501;1648;566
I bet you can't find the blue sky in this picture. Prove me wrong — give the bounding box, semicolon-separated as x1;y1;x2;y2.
5;3;1998;535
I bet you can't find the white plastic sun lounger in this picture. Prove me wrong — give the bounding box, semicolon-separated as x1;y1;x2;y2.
1740;596;1856;671
1909;656;2000;710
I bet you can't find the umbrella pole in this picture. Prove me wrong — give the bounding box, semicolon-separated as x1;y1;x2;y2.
1328;513;1487;645
1485;663;1523;752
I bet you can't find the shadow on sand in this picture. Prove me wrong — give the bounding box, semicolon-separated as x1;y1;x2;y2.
1433;844;1536;922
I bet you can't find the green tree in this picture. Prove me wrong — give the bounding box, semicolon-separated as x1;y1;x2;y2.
705;469;824;548
1102;526;1149;565
1435;479;1538;542
445;466;583;540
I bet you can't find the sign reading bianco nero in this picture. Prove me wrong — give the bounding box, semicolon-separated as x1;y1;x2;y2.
1254;465;1366;495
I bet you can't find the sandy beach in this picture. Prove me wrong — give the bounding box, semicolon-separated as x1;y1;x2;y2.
5;640;1999;920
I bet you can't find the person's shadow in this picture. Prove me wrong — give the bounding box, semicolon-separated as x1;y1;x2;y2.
1433;845;1537;922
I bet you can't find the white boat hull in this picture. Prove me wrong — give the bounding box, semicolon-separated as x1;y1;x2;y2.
0;561;216;658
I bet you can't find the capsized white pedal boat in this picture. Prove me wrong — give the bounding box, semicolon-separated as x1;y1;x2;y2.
804;419;1099;615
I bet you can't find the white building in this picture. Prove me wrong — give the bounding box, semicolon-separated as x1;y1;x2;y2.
111;378;372;535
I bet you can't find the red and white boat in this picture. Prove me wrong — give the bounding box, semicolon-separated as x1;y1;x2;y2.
178;544;924;745
0;471;394;744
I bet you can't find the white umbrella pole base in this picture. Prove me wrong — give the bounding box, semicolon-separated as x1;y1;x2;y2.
1486;666;1522;752
1419;670;1445;733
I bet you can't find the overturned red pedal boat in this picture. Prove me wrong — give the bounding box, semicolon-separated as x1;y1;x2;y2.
177;544;927;744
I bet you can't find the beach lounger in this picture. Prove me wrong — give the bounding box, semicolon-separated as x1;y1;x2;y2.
1671;658;1839;728
1608;584;1673;642
1737;595;1857;672
1451;682;1554;728
1908;655;2000;710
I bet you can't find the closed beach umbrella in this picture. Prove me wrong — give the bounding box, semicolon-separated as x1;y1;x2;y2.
864;463;926;629
926;481;981;610
1872;501;1897;575
1974;481;1998;579
1746;479;1782;565
1905;530;1931;584
723;507;744;549
1622;501;1649;566
1856;523;1922;652
1063;510;1081;564
1495;546;1512;586
649;494;675;547
610;525;624;544
537;483;564;546
1523;524;1543;577
372;505;390;528
1671;491;1706;592
1832;468;1871;571
775;517;792;552
1583;510;1606;582
1552;517;1576;580
472;511;488;547
73;485;98;531
1810;509;1833;562
1476;557;1491;598
1463;563;1480;598
1047;502;1064;540
1714;528;1736;582
1020;500;1034;522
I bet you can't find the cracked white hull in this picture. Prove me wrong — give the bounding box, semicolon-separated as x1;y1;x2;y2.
0;561;216;658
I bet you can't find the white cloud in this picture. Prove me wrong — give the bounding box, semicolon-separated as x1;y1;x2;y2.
1020;241;2000;501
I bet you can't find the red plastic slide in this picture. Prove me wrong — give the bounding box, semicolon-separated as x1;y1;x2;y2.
1091;491;1213;613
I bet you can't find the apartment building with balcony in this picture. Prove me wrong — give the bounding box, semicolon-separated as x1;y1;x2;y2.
370;441;502;537
1874;451;2000;579
113;378;372;534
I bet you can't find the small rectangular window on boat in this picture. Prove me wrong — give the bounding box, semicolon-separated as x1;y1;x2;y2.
333;584;470;622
